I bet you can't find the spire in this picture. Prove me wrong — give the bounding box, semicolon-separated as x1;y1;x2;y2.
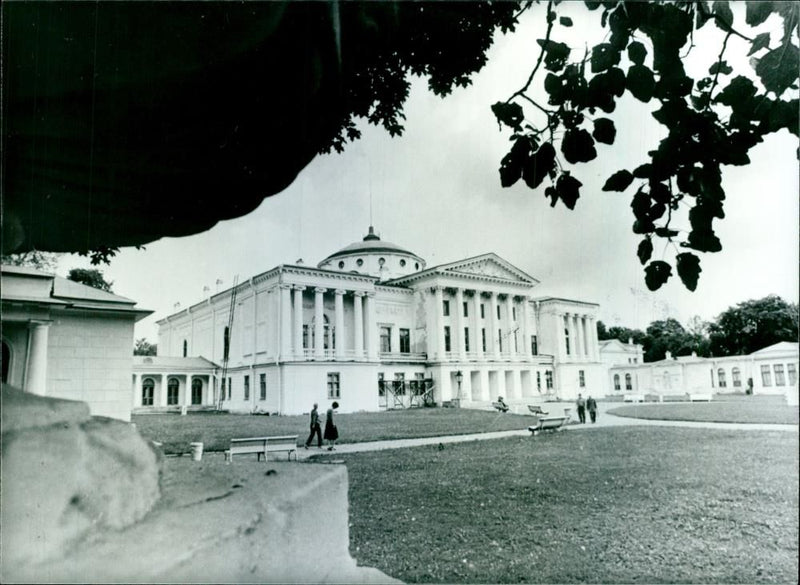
363;225;380;241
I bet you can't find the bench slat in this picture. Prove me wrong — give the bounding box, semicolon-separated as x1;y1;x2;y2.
229;435;298;461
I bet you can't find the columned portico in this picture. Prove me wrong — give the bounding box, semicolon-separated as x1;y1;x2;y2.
26;320;51;395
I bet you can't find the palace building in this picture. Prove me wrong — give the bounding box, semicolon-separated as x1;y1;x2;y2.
138;228;605;414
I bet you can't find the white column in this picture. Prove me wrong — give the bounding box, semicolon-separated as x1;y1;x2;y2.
505;294;515;355
184;374;195;406
580;315;589;360
133;373;141;408
365;292;378;360
472;291;484;360
353;292;364;358
334;289;345;359
455;288;466;360
161;374;169;406
573;314;583;359
26;321;50;395
280;284;292;359
557;314;567;361
293;286;305;357
522;297;531;358
489;293;500;359
433;286;446;360
314;287;326;358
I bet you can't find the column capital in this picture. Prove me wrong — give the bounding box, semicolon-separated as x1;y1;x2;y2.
314;287;327;294
431;285;445;293
353;290;366;297
334;289;347;296
365;291;376;298
293;284;306;291
279;283;293;290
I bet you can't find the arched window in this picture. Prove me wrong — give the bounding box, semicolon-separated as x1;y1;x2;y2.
2;340;11;384
613;374;620;391
167;378;180;405
183;339;188;357
142;378;155;406
732;367;741;387
717;368;727;388
191;378;203;405
625;373;632;390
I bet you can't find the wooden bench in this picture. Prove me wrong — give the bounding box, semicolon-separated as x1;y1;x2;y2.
491;401;509;412
623;394;644;403
527;405;548;415
689;393;713;402
527;415;568;435
229;435;299;461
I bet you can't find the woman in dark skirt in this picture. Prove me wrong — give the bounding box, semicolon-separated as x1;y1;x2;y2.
324;401;339;451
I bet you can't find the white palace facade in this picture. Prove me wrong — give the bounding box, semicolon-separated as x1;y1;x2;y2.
136;228;604;414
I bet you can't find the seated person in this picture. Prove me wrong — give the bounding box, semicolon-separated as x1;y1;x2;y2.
496;396;509;412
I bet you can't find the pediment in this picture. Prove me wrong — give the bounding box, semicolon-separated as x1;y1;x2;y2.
442;254;538;285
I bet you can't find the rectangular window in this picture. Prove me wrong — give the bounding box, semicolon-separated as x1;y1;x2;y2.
444;326;451;352
545;370;553;389
482;329;487;352
378;372;385;397
259;373;267;400
761;365;772;387
302;324;309;349
498;329;503;352
464;327;470;352
579;370;585;387
443;300;450;316
531;335;538;356
463;302;469;318
399;328;410;353
394;372;406;395
512;307;517;321
380;326;391;353
774;364;785;386
244;375;250;400
732;368;741;387
167;382;179;406
220;378;226;401
536;371;542;391
497;305;501;320
228;377;232;400
327;372;340;399
480;304;485;319
788;363;797;386
142;385;154;406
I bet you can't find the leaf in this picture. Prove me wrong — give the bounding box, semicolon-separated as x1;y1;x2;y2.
654;227;679;238
499;137;531;188
592;118;616;144
637;238;653;265
755;43;800;97
644;260;673;291
631;188;651;219
602;170;634;191
676;252;702;291
555;172;582;209
561;128;597;163
746;1;774;27
715;75;757;107
544;186;559;207
522;142;557;190
537;39;571;72
633;164;652;179
627;41;647;66
712;1;734;30
491;102;524;131
649;182;671;204
748;33;771;56
626;64;655;102
708;60;733;76
591;43;621;73
560;16;573;26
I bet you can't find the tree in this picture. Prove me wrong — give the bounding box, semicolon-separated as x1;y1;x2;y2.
492;1;799;292
1;250;61;272
134;338;157;356
644;318;697;361
708;295;799;356
67;268;113;293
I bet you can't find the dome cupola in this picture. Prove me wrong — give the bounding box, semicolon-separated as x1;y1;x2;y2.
317;226;426;280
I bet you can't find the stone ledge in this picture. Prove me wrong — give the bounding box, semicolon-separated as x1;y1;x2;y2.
5;455;401;584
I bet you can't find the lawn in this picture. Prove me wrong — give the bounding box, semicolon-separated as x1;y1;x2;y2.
331;427;799;583
132;408;533;454
608;401;799;425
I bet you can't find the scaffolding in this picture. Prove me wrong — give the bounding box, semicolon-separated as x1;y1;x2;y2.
217;275;239;410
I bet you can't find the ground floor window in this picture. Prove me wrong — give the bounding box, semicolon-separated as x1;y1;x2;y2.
191;378;202;405
579;370;585;388
260;373;267;400
531;335;538;356
393;372;406;395
761;365;772;387
536;371;542;391
221;378;226;401
167;378;179;405
732;367;741;387
327;372;341;399
788;364;797;386
774;364;785;386
718;368;727;388
142;378;155;406
625;373;632;390
244;375;250;400
545;370;553;389
614;374;620;391
228;377;232;400
378;372;385;396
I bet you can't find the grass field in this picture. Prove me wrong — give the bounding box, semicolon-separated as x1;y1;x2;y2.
608;402;799;425
132;408;532;454
331;427;799;583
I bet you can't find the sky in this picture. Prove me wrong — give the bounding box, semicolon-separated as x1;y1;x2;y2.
55;3;799;343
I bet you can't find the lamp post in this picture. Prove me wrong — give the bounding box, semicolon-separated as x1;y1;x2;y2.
454;370;463;406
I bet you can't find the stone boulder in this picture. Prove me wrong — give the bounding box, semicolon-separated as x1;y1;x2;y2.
1;384;161;569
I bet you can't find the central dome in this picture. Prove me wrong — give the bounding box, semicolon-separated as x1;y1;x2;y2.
317;227;426;280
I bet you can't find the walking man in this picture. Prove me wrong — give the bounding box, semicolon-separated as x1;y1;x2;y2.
305;402;322;449
576;393;586;424
586;395;598;423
